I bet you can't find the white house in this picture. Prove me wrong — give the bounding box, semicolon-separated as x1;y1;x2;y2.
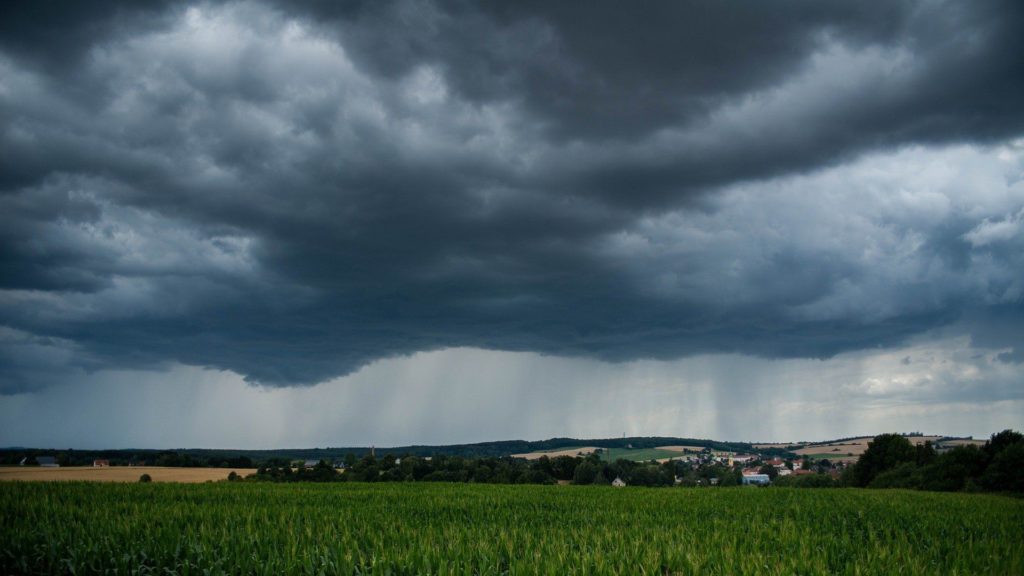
742;474;770;486
612;477;627;487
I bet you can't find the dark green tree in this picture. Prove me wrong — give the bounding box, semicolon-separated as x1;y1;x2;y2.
868;462;920;488
850;434;916;487
572;460;598;484
550;456;578;481
981;441;1024;492
919;445;986;491
915;441;937;466
983;430;1024;462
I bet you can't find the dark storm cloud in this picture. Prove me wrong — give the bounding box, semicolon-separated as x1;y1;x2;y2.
279;0;1024;206
0;1;177;69
1;0;1022;390
288;0;910;138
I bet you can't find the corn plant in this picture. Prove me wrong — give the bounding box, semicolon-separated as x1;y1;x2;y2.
1;482;1021;575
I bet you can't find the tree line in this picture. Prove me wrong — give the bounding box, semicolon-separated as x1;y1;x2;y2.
840;430;1023;492
246;454;754;488
1;436;779;466
241;430;1024;493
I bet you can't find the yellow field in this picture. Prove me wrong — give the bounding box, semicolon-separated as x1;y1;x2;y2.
792;435;944;458
0;466;257;483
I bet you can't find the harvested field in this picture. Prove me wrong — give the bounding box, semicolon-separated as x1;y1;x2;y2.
792;436;943;457
655;445;705;452
790;444;864;453
0;466;257;483
790;432;942;459
792;438;870;457
511;447;597;460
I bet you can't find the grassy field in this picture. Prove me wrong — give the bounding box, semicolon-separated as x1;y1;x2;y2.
510;446;598;459
0;466;257;483
2;482;1021;575
599;447;682;461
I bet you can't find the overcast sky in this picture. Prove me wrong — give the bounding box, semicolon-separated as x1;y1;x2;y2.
1;1;1022;449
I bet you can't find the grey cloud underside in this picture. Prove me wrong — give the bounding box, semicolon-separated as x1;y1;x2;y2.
262;0;1024;208
1;0;1023;389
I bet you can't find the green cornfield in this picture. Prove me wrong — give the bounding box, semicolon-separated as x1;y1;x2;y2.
2;482;1022;575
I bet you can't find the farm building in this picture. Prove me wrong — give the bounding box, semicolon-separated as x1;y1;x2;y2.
93;459;110;467
303;460;320;468
612;477;627;488
742;474;770;486
36;456;59;467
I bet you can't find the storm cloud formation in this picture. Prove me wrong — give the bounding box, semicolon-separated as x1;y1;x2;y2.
1;0;1023;392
